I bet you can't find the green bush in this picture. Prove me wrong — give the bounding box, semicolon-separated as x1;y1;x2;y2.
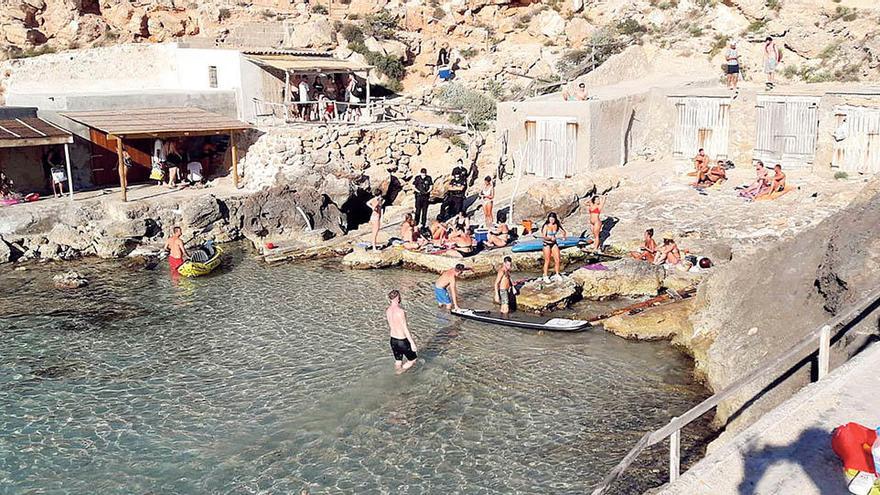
218;7;231;20
364;12;399;38
834;171;849;180
365;51;406;81
459;47;479;59
437;84;497;130
766;0;781;11
831;6;857;21
8;44;57;59
340;23;364;44
616;18;646;36
743;19;767;34
709;34;730;57
311;4;328;14
432;6;445;20
782;64;800;78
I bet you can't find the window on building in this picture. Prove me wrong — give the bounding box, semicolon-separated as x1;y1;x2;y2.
208;66;218;88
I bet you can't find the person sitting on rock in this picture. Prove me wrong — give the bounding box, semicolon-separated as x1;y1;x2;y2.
630;228;657;262
486;211;512;248
430;218;448;243
691;148;709;177
739;160;771;200
445;226;476;257
399;213;426;250
756;164;790;201
653;238;681;266
694;160;727;188
1;171;19;200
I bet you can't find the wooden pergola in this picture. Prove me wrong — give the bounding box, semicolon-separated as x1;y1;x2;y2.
0;116;75;198
60;108;251;201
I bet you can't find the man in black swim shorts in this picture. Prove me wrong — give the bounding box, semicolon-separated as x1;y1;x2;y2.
386;290;418;373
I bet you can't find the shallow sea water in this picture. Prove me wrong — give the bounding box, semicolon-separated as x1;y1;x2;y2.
0;246;710;494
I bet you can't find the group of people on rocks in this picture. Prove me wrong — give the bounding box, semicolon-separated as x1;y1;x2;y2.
287;73;366;123
150;138;219;189
691;148;789;200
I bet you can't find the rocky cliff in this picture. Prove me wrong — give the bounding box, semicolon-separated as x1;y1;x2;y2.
2;0;878;100
690;176;880;442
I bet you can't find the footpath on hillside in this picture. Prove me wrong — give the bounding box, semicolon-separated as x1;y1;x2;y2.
654;341;880;495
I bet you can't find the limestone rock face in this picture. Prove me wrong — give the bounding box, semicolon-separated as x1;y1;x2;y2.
565;17;593;47
601;298;697;345
570;259;665;298
0;237;12;263
512;180;581;221
237;185;346;244
284;20;334;48
516;276;580;311
182;194;224;231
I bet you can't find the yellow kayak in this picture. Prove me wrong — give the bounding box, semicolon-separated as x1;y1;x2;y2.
178;246;223;278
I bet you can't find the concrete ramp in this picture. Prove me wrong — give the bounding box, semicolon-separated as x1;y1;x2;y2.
655;342;880;495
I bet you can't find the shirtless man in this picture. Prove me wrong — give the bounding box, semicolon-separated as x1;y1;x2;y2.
756;164;788;200
164;226;188;273
653;238;681;266
693;149;709;175
706;160;728;184
435;263;465;310
630;228;657;262
386;290;418;373
493;256;514;314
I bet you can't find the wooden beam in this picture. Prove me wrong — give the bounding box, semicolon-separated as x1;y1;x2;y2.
230;131;239;189
0;135;73;149
63;143;74;200
115;135;127;202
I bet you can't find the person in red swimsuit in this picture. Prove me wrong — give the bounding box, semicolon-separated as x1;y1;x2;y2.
588;195;606;252
164;226;188;274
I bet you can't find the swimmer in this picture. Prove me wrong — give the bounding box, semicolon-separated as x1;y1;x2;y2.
494;256;514;314
435;263;465;310
386;290;418;374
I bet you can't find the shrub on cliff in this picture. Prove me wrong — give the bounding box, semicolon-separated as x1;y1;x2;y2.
437;84;497;130
364;12;399;39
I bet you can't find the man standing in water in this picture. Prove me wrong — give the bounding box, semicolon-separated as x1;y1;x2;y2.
386;290;418;373
493;256;514;314
435;263;465;310
164;226;188;274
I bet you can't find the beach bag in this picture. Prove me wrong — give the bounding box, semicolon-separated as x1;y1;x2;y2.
149;166;165;181
832;423;877;474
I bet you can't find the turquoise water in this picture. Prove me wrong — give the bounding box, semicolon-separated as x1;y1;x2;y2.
0;246;709;494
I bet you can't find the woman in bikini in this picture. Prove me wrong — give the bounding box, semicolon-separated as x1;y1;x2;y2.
368;190;383;251
430;218;448;243
480;176;494;227
486;212;511;248
630;228;657;262
653;238;681;266
588;195;606;252
541;212;567;282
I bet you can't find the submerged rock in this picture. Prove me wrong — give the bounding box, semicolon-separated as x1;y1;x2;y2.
53;271;89;289
516;276;580;311
570;259;664;298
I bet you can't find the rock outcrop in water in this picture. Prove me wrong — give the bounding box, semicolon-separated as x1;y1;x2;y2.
53;271;88;289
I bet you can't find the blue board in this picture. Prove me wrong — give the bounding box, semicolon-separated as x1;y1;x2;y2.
510;237;587;253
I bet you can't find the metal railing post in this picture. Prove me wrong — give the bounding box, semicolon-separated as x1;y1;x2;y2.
818;325;832;380
669;422;680;483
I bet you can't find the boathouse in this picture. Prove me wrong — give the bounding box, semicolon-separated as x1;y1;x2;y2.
59;107;251;201
0;107;75;197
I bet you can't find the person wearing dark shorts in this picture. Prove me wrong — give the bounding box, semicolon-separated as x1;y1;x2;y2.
385;289;418;373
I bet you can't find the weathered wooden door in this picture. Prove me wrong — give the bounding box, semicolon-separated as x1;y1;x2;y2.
524;118;577;178
671;96;731;161
832;105;880;174
754;96;820;169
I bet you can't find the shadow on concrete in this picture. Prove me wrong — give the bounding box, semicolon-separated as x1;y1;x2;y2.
736;427;844;495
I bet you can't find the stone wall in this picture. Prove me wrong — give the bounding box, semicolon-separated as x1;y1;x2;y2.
240;123;489;205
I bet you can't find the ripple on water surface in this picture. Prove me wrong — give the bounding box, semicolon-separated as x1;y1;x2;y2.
0;247;710;494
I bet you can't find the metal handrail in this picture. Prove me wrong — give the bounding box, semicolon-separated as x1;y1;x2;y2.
591;284;880;495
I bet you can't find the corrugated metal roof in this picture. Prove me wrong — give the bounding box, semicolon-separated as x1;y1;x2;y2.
0;117;73;148
59;107;251;138
247;54;372;73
